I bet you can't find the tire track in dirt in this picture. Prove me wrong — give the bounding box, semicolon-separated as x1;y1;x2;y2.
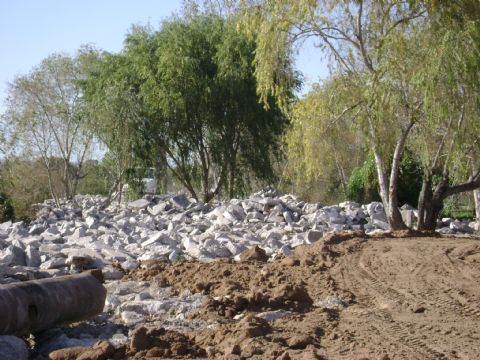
372;309;442;360
411;244;480;320
331;245;445;359
442;248;476;281
420;287;480;319
325;236;480;358
355;255;446;358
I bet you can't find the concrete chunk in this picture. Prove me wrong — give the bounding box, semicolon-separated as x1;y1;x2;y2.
127;199;150;210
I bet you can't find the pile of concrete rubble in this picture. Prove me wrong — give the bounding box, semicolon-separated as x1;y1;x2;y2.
0;190;477;358
1;191;477;275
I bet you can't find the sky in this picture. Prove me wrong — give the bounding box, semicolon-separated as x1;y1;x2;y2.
0;0;328;114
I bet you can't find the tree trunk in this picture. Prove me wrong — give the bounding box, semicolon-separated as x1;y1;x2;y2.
372;147;408;229
203;165;226;203
45;164;60;207
385;122;414;230
387;159;406;230
387;196;408;230
372;145;409;229
372;148;389;211
201;164;210;204
418;172;480;231
473;164;480;227
419;176;448;231
203;177;224;203
417;175;432;230
228;161;236;199
71;166;83;199
39;156;59;207
118;181;123;204
367;117;403;229
474;188;480;225
100;176;122;210
422;199;443;230
63;160;71;200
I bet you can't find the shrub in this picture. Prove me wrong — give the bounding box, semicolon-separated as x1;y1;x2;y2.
347;151;423;206
0;193;15;222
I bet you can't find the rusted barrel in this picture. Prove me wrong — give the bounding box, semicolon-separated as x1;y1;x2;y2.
0;270;106;335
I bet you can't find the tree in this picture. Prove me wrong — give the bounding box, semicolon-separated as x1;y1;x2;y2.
410;0;480;229
76;159;110;196
0;157;54;220
237;0;480;229
285;78;365;203
3;53;94;205
83;14;292;202
236;0;428;229
286;76;423;207
80;49;145;205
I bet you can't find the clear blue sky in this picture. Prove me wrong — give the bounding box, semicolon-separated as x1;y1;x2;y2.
0;0;327;113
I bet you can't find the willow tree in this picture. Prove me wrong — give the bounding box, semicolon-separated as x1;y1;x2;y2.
80;49;146;205
413;0;480;230
286;77;365;203
236;0;480;229
83;14;291;202
236;0;429;229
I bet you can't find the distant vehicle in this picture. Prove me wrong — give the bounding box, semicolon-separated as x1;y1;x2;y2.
142;167;157;195
122;167;157;195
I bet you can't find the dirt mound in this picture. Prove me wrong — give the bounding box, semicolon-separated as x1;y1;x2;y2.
127;326;206;359
49;341;115;360
53;233;480;359
239;245;269;262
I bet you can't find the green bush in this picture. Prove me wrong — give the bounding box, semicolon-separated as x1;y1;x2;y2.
0;193;15;222
347;151;423;206
347;156;380;204
440;194;475;219
0;158;52;221
396;152;423;207
77;160;110;195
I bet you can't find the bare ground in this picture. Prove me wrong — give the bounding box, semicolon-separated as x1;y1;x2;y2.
51;232;480;359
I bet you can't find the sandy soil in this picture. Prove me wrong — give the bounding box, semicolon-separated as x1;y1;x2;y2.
51;232;480;359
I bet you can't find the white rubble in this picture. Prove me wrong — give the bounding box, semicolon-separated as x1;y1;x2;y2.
0;190;476;354
0;191;476;284
256;309;292;322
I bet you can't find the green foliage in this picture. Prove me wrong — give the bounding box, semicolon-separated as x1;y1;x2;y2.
123;167;152;198
0;193;15;222
239;0;480;229
285;78;366;203
3;52;94;203
79;49;143;199
76;160;110;195
347;157;380;204
441;192;476;220
0;156;117;221
0;158;53;221
397;152;424;207
347;152;423;206
82;14;292;202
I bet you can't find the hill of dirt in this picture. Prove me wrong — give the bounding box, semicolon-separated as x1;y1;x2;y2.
51;231;480;359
